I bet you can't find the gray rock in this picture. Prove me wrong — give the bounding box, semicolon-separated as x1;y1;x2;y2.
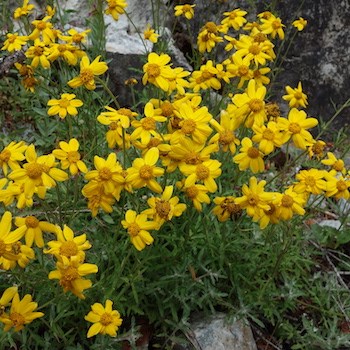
318;220;342;230
186;313;257;350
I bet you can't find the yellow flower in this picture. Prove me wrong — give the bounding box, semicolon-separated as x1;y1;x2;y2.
68;55;108;90
282;81;308;108
0;141;27;176
105;0;127;21
232;79;267;128
0;241;35;270
144;25;159;43
0;212;27;262
324;170;350;200
142;52;175;92
1;292;44;332
1;33;28;52
221;8;247;30
48;255;98;299
225;53;252;89
197;22;223;53
46;5;55;17
44;224;92;261
97;106;135;129
28;16;56;44
235;177;274;218
121;210;159;251
277;108;318;150
294;168;327;195
13;0;35;19
47;94;83;119
308;140;326;159
189;60;221;92
59;28;91;45
143;186;187;228
52;138;87;175
14;215;57;248
213;196;242;222
127;147;165;193
25;41;51;69
85;299;123;338
252;67;271;86
47;43;81;65
82;183;115;217
177;182;210;212
293;17;307;31
321;152;346;174
174;4;196;19
233;137;265;173
260;14;285;40
0;287;18;310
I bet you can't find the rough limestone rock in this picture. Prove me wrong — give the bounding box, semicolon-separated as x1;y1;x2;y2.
186;313;257;350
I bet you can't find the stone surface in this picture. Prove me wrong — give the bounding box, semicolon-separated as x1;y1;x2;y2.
318;220;342;230
186;313;257;350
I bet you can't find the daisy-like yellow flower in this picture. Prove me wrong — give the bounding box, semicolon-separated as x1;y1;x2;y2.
142;52;175;92
252;67;271;86
121;210;159;251
0;212;27;262
252;121;286;155
213;196;242;222
48;255;98;299
0;287;17;311
180;158;222;193
233;137;265;173
28;16;56;44
13;0;35;19
321;152;346;174
0;241;35;270
174;4;196;19
225;53;252;89
293;17;307;31
68;55;108;90
105;0;127;21
127;147;165;193
97;106;136;129
59;28;91;45
0;141;27;176
232;79;267;128
14;215;57;248
131;102;166;146
25;41;51;69
47;43;81;66
0;292;44;332
47;93;83;119
294;168;327;195
197;22;223;53
85;299;123;338
324;170;350;200
52;138;87;175
282;81;308;108
308;140;326;159
144;25;159;43
44;224;92;261
235;176;274;218
277;108;318;150
143;186;186;228
221;8;247;31
1;33;28;52
273;186;306;221
189;60;221;92
260;14;285;40
82;183;115;217
256;201;280;230
177;182;210;212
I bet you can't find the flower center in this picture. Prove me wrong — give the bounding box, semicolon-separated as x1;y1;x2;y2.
265;203;276;215
247;147;260;158
281;194;293;207
109;122;118;130
100;313;114;326
72;34;83;43
305;176;316;187
11;242;21;255
67;151;80;163
272;20;282;29
148;138;161;148
25;216;39;228
294;91;302;99
155;200;171;219
139;165;153;180
99;167;112;180
181;119;196;134
238;65;249;76
333;160;344;172
10;312;25;327
59;98;70;108
289;122;301;134
205;22;218;33
184;152;200;165
57;44;67;52
128;223;140;237
36;21;47;30
182;4;192;12
147;64;161;78
202;71;213;80
61;266;79;284
141;117;156;130
248;99;264;113
0;240;6;255
26;163;43;179
254;33;267;43
219;130;235;145
8;34;17;43
186;185;199;199
161;101;174;117
336;180;347;192
249;44;261;55
262;129;275;141
221;199;241;214
0;149;11;162
247;194;258;206
33;46;44;56
196;164;209;180
59;241;78;257
80;68;94;83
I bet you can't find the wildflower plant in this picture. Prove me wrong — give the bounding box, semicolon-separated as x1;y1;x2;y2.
0;0;350;348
